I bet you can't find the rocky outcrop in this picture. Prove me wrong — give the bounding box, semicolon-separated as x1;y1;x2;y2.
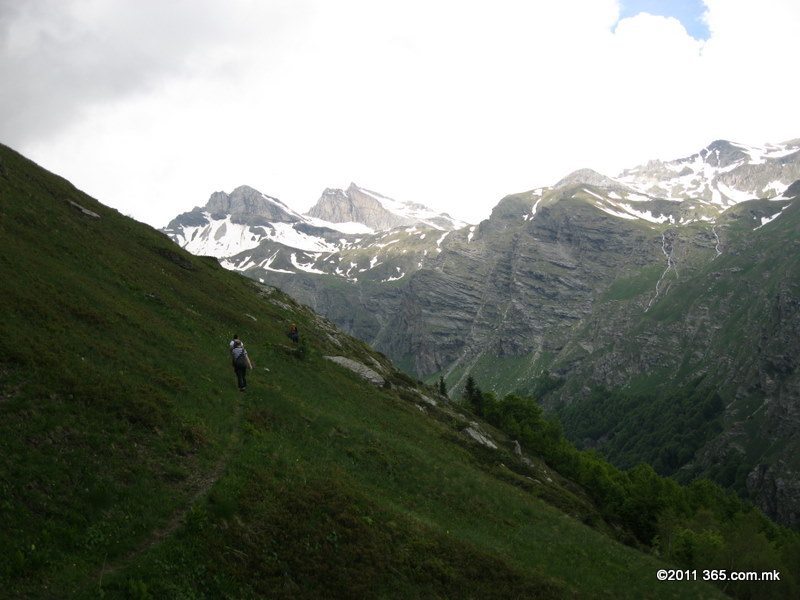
324;356;385;387
68;200;101;219
747;463;800;529
462;422;498;449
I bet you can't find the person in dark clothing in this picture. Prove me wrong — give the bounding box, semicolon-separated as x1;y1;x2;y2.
288;323;299;343
230;340;252;391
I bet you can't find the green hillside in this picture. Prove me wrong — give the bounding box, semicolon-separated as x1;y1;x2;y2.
1;143;795;598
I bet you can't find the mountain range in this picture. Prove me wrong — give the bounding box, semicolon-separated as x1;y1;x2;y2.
164;139;800;529
163;182;465;271
7;140;779;598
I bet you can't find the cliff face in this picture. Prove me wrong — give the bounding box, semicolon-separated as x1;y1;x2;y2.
373;190;706;382
269;185;800;527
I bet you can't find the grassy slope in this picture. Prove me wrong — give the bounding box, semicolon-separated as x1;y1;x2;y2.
0;144;725;599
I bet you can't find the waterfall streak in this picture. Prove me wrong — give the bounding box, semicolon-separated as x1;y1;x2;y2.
646;231;677;311
712;226;722;258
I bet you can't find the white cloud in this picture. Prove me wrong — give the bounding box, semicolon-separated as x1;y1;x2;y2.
1;0;797;227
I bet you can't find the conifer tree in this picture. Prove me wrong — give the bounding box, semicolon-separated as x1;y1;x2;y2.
462;375;484;416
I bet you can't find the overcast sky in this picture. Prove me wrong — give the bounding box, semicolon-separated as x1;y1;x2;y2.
2;0;798;227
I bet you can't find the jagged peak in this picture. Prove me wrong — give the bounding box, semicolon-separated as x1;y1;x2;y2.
320;182;366;197
319;187;349;199
203;185;301;224
306;185;385;224
307;184;465;231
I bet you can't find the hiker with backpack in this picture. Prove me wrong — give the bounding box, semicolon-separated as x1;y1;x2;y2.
230;338;253;391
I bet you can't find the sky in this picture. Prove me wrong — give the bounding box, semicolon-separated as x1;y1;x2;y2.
1;0;798;227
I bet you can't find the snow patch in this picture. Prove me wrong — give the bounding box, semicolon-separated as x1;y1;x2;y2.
179;214;263;258
762;180;788;196
305;216;375;235
176;213;341;257
756;205;790;229
382;267;405;282
597;205;637;220
270;222;339;252
618;204;672;224
259;251;295;274
290;253;326;274
374;238;400;249
357;188;467;230
583;188;605;201
717;182;754;204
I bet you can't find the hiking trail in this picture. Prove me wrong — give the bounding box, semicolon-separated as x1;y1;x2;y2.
79;397;244;595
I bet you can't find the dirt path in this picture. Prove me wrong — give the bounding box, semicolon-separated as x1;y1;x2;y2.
81;399;244;594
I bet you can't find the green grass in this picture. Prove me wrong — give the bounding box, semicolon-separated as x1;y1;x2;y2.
0;143;734;598
603;265;665;301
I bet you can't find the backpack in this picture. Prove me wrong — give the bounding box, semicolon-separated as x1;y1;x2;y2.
231;342;248;368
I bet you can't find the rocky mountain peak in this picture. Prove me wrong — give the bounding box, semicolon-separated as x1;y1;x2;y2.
554;168;619;189
163;180;467;265
695;139;750;169
206;185;300;225
306;183;412;229
306;183;463;231
553;169;636;199
616;139;800;206
164;185;301;232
